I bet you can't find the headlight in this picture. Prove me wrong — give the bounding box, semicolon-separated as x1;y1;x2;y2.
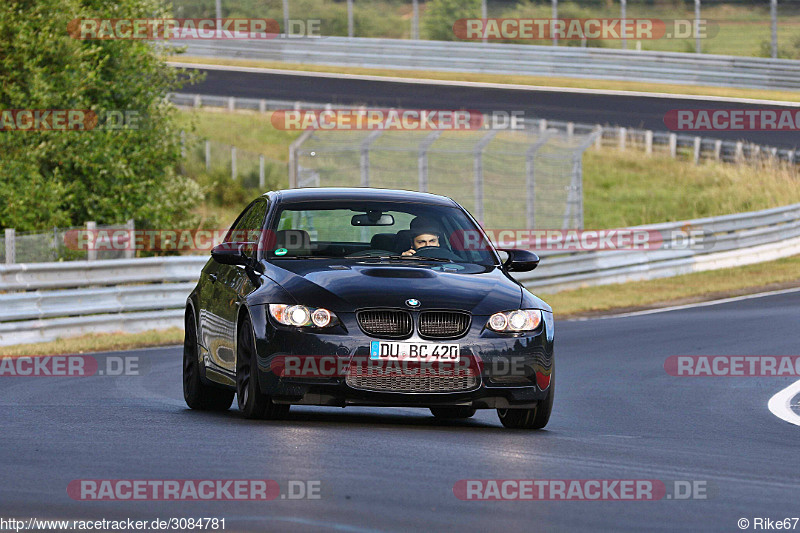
269;304;340;328
487;310;542;332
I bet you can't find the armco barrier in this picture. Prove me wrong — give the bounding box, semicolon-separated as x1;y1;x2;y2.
171;37;800;91
1;202;800;345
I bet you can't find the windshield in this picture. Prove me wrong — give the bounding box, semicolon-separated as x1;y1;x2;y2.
267;200;498;266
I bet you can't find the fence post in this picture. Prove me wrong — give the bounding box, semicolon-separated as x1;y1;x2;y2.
481;0;487;44
771;0;778;59
735;141;744;161
566;122;574;141
714;140;722;161
693;136;701;164
193;94;201;108
645;130;653;155
539;119;547;134
669;133;677;158
525;131;554;230
412;0;419;40
418;130;442;193
180;130;186;159
4;228;14;265
694;0;701;53
360;130;383;187
552;0;558;46
282;0;289;35
124;219;135;259
347;0;354;38
205;140;211;171
473;131;498;225
86;221;96;262
618;127;626;151
228;97;235;112
620;0;627;50
288;129;315;188
259;99;267;113
594;125;603;149
231;146;237;180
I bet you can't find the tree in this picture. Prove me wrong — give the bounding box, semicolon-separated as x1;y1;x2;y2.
0;0;203;231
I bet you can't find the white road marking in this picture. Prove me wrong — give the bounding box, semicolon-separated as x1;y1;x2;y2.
566;286;800;321
768;379;800;427
167;61;800;106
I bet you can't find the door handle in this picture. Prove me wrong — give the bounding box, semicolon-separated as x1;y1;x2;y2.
209;273;218;283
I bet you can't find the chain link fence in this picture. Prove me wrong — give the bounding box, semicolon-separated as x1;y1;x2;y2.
290;124;599;230
1;223;134;265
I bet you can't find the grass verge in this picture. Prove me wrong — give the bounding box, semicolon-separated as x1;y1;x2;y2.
1;328;184;357
538;254;800;318
171;56;800;103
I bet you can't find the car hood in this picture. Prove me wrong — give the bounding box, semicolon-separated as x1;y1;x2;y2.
255;260;524;315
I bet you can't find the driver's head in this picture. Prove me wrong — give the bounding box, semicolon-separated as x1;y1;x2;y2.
409;217;443;250
411;230;440;250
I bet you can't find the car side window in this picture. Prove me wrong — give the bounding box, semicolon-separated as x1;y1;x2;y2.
225;200;268;244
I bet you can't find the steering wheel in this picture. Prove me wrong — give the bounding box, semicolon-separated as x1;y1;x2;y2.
412;246;461;261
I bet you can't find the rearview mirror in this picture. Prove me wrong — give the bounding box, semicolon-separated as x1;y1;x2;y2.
351;213;395;226
500;249;539;272
211;242;252;266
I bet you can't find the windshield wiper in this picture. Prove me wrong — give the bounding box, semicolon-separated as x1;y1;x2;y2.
347;254;453;263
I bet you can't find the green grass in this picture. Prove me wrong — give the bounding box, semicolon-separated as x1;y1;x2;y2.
538;254;800;317
1;328;184;357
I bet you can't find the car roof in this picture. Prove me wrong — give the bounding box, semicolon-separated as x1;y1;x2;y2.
267;187;457;207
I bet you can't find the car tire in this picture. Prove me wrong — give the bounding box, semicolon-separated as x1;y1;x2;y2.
183;310;235;411
430;406;476;419
236;314;290;420
496;372;554;430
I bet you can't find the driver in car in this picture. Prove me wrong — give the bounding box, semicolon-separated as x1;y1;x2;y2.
402;220;443;256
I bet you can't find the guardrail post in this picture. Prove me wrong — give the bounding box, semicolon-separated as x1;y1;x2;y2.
231;146;237;180
567;122;574;141
735;141;744;161
193;94;201;108
124;219;135;259
205;140;211;171
645;130;653;155
473;131;498;224
412;0;419;40
620;0;627;50
347;0;354;38
594;126;603;149
4;228;15;265
771;0;778;59
790;150;796;165
714;140;722;161
86;221;96;262
693;136;701;164
259;155;265;188
669;134;677;158
539;119;547;134
618;127;626;151
259;99;267;113
228;97;235;112
694;0;702;53
418;130;442;193
360;130;383;187
551;0;558;46
282;0;289;35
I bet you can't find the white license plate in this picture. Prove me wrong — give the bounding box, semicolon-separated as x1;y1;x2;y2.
370;341;460;361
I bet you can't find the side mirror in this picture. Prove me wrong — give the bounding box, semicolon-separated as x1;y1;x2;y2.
211;242;252;266
500;249;539;272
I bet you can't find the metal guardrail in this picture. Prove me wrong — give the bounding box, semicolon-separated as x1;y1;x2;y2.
168;93;799;165
2;202;800;345
172;37;800;91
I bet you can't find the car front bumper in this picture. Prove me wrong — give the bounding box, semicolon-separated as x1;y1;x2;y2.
250;306;554;409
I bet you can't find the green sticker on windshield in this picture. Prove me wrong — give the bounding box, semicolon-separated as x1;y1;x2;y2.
274;248;288;256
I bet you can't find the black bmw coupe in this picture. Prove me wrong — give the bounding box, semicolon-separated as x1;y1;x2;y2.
183;188;554;429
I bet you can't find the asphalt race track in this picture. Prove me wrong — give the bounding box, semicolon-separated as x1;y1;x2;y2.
2;290;799;532
178;65;800;149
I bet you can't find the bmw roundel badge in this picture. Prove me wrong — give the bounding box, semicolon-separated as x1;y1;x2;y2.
405;298;420;308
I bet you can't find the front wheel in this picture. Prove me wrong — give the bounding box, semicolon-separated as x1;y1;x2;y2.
183;310;234;411
497;373;554;429
236;315;289;420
